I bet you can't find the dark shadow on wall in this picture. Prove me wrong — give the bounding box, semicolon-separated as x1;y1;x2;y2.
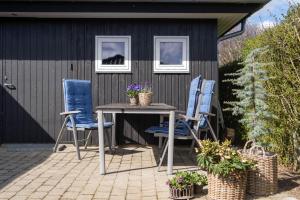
0;85;53;143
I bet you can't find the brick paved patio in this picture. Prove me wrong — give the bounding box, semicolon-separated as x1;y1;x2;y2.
0;144;299;200
0;145;202;200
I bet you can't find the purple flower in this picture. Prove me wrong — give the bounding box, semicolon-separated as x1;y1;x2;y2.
126;83;142;97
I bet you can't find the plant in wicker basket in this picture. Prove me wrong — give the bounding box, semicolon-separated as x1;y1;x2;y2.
224;46;279;196
242;141;278;196
139;81;153;106
167;171;200;199
197;140;255;200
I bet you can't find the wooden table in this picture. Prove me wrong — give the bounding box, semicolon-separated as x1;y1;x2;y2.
96;103;176;175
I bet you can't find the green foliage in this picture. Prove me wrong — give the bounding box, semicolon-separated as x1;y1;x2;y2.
167;171;207;190
224;47;272;140
242;4;300;170
219;61;247;143
197;140;255;177
190;172;208;186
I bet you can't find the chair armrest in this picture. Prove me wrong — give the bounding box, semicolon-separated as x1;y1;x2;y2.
177;114;199;121
60;111;81;116
198;111;216;117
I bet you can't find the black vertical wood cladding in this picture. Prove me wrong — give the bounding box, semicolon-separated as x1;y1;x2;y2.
0;19;218;144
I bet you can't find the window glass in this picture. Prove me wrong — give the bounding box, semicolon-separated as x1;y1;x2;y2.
102;42;125;65
160;42;183;65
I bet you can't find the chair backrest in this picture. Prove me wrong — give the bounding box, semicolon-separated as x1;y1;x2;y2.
185;75;202;119
63;79;94;125
194;79;215;129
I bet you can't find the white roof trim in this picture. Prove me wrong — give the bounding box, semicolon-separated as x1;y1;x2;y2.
0;12;246;18
6;0;270;3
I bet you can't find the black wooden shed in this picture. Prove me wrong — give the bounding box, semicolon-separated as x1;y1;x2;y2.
0;0;269;144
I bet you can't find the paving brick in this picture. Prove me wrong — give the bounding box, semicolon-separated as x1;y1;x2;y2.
29;192;48;199
9;195;29;200
76;194;93;200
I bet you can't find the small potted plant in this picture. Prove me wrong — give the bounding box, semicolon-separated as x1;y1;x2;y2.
197;140;255;200
190;172;207;194
126;83;141;105
138;81;152;106
167;171;194;200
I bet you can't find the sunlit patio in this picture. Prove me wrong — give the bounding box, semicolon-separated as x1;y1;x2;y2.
0;145;202;200
0;144;299;200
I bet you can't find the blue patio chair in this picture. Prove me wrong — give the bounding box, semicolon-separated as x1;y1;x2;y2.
145;75;202;140
53;79;113;160
146;79;217;171
145;75;201;154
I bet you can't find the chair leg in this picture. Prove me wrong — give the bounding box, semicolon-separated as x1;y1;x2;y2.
205;116;218;141
72;129;81;160
189;140;195;155
53;118;68;153
69;116;81;160
158;139;169;172
160;137;168;155
84;130;92;149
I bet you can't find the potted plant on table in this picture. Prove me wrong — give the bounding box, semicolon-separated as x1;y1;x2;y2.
197;140;255;200
139;81;153;106
126;83;141;105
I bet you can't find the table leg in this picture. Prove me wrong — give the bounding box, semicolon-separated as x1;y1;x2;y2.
97;110;106;175
112;113;116;148
167;110;175;175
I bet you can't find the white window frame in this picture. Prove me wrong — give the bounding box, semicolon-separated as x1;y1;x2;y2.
95;36;131;73
153;36;189;73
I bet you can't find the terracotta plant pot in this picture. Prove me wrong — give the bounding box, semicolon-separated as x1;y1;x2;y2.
138;92;152;106
169;185;194;200
129;97;138;105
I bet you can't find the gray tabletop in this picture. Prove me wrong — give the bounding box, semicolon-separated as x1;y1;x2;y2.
96;103;176;111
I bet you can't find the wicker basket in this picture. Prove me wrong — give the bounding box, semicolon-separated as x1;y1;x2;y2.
208;172;247;200
138;92;152;106
169;185;194;200
242;141;278;196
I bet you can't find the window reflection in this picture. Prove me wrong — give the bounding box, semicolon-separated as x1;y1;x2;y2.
160;42;183;65
102;42;125;65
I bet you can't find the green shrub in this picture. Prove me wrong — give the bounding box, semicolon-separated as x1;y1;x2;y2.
242;4;300;170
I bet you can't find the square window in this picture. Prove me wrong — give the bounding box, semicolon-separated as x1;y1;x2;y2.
95;36;131;73
154;36;189;73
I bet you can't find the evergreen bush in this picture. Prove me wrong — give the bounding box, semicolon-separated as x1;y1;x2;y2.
242;4;300;170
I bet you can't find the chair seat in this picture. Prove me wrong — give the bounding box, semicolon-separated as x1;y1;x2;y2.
67;122;113;129
145;126;190;136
